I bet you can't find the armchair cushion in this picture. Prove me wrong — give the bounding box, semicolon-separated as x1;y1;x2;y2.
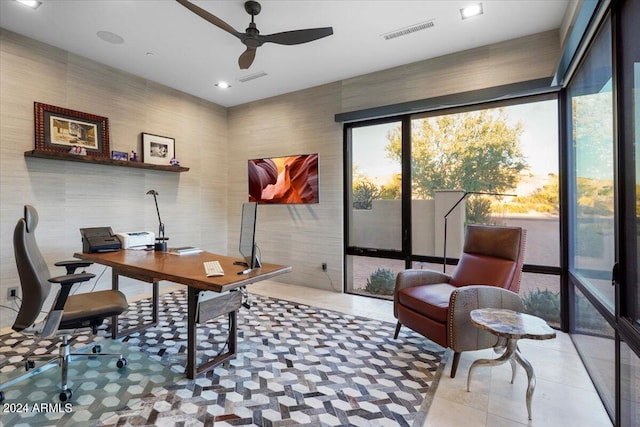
449;254;516;287
463;225;522;261
398;283;457;323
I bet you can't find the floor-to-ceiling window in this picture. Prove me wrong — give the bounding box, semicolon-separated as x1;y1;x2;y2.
614;0;640;426
345;119;406;298
409;102;561;326
344;97;561;326
565;1;640;424
618;1;640;424
567;15;615;311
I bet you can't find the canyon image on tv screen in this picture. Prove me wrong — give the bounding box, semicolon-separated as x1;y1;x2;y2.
248;153;318;204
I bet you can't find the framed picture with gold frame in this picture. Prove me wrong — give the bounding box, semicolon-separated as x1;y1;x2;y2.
34;102;110;158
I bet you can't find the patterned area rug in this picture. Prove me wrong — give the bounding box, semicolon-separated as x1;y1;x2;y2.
0;290;446;426
0;340;179;426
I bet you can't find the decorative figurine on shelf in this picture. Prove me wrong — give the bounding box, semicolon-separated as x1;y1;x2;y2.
68;146;87;156
130;150;138;162
170;157;180;167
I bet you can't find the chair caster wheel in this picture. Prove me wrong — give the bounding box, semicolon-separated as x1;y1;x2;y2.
116;357;127;369
92;344;102;354
59;389;72;402
25;360;35;371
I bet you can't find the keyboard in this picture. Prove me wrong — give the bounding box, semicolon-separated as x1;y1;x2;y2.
203;260;224;277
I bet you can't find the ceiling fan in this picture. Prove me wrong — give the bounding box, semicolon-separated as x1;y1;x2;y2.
176;0;334;69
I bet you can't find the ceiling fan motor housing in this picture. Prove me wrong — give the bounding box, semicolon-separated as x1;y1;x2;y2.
245;1;261;17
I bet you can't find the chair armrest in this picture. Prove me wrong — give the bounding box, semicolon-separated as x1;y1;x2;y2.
394;269;451;318
48;272;95;310
41;272;95;338
54;260;93;274
49;272;95;286
394;269;451;292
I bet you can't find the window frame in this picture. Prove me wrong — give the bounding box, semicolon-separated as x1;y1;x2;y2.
343;92;563;298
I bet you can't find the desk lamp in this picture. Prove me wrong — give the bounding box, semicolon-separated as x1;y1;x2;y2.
146;190;168;251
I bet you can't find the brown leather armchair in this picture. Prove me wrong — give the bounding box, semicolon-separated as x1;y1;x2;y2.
393;224;526;377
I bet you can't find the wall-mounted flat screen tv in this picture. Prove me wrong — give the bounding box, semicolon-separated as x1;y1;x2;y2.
248;153;319;204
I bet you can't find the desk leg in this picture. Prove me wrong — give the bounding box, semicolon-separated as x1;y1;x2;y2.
152;281;159;324
186;287;198;379
110;269;159;339
229;310;237;355
185;287;240;379
111;270;119;339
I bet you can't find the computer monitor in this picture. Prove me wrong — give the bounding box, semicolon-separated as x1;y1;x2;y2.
239;202;261;270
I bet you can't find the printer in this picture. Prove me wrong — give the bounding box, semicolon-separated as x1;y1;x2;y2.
115;231;155;249
80;227;122;253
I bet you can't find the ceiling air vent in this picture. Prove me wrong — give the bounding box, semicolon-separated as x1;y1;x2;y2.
237;71;268;83
382;20;435;40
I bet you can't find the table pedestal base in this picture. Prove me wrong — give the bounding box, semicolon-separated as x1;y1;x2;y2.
467;338;536;420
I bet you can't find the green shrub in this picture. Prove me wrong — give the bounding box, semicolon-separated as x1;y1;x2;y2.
352;180;380;210
364;268;396;295
522;289;560;326
466;197;492;225
523;288;614;335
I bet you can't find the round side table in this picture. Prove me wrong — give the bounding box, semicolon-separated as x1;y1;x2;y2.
467;307;556;420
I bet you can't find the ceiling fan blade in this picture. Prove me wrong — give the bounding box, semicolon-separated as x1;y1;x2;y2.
260;27;334;46
239;46;257;69
176;0;242;38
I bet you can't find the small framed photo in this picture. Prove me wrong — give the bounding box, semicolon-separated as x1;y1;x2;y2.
111;150;128;161
142;133;175;166
34;102;110;157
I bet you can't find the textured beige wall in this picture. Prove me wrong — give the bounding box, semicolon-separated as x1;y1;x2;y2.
0;27;561;329
227;83;344;292
340;30;560;113
0;30;228;329
226;30;560;292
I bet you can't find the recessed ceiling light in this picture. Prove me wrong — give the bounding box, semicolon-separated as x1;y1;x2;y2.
96;30;125;45
15;0;42;9
215;81;231;89
460;3;483;20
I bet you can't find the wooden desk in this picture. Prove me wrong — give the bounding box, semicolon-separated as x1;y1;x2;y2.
74;249;291;378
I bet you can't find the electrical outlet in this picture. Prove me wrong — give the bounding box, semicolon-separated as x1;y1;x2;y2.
322;263;327;272
7;287;18;300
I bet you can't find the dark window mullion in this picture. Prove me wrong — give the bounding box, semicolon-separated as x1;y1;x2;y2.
401;116;412;268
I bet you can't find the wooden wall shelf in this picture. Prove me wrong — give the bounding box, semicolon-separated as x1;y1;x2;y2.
24;150;189;172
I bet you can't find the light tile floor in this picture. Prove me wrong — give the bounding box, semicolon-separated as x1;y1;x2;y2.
249;281;612;427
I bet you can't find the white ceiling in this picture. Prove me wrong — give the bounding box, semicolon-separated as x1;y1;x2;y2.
0;0;570;107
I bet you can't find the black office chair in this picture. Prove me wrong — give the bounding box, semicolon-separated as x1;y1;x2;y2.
0;205;129;402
